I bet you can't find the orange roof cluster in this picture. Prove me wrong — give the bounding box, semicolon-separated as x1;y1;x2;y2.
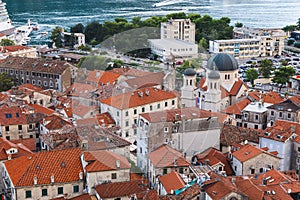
85;70;121;85
220;124;262;147
232;144;280;163
222;98;251;115
4;148;83;187
0;104;27;125
0;137;33;161
193;147;234;175
248;91;283;104
84;150;130;172
0;45;30;53
125;71;165;89
43;114;72;130
29;103;55;116
95;180;158;199
148;144;190;168
159;171;186;194
261;120;300;142
0;56;72;74
75;112;115;127
100;87;177;109
51;193;92;200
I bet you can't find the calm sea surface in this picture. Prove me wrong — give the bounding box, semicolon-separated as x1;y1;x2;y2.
3;0;300;44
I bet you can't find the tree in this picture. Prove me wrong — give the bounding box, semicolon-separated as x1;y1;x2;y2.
259;59;274;78
246;68;258;86
71;23;84;33
235;22;243;27
297;18;300;29
198;37;208;52
0;73;15;91
282;25;298;32
0;39;15;46
50;26;63;48
78;45;91;52
272;66;295;91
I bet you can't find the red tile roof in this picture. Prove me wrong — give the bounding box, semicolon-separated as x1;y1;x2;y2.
261;120;300;142
0;104;27;125
72;104;98;118
11;138;36;152
95;180;156;199
248;91;283;104
17;83;43;92
0;45;30;53
84;150;130;172
0;137;33;161
51;193;92;200
193;147;234;175
232;144;280;162
28;103;55;116
44;114;72;130
229;79;245;95
159;171;186;194
85;70;121;85
222;98;251;115
100;88;177;109
125;72;165;89
4;148;83;187
148;144;190;168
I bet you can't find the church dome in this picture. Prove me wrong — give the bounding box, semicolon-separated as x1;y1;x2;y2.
208;70;220;79
207;53;238;71
183;68;196;76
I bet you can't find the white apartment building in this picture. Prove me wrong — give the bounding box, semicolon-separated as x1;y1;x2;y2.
100;87;178;142
210;27;286;58
161;18;196;43
209;39;260;59
149;39;198;62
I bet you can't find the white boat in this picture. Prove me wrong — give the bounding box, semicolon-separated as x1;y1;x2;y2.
40;31;48;36
0;0;14;32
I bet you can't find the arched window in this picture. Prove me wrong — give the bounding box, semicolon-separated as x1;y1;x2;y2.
214;83;217;89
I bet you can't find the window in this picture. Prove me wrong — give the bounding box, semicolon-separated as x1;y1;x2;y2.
270;111;274;116
179;168;184;174
255;115;259;120
134;109;137;115
165;102;168;107
279;112;283;118
150;105;153;111
42;189;48;196
18;125;22;131
5;126;9;132
243;123;247;128
172;100;175;106
111;173;117;179
164;127;168;133
298;147;300;152
58;187;63;195
117;111;119;117
25;190;32;198
251;169;255;174
288;113;292;119
254;125;259;129
163;168;168;175
142;107;145;113
125;111;128;117
5;113;12;118
157;104;160;109
259;168;264;173
125;121;129;127
73;185;79;193
16;113;19;118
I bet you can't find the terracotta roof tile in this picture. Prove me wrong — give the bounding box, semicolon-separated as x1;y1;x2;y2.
125;72;165;89
44;114;72;130
0;137;33;161
28;103;55;116
148;144;190;168
248;91;283;104
84;150;130;172
229;79;245;95
0;45;30;53
232;144;280;162
51;193;92;200
222;98;251;115
193;147;234;175
95;180;154;199
4;148;83;187
0;104;27;125
159;171;186;194
11;138;36;152
100;88;177;109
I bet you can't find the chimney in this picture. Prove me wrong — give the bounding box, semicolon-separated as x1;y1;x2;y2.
116;160;120;169
79;172;83;180
33;176;38;185
145;90;150;96
50;174;55;183
174;158;177;167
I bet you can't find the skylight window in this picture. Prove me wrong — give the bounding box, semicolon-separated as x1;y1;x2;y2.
5;113;12;118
